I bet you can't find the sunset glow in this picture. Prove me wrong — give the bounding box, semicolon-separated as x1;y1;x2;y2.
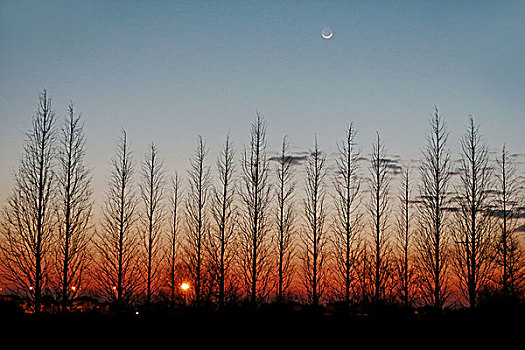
0;0;523;331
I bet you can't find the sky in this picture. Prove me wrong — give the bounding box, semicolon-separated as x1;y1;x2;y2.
1;0;524;205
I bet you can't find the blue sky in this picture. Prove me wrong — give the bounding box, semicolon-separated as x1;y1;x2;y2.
1;0;524;203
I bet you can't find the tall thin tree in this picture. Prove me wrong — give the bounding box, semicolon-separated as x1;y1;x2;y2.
367;132;392;305
95;129;139;310
184;135;211;304
0;90;56;313
139;142;165;306
274;136;296;304
239;112;272;305
394;168;414;308
452;116;495;309
333;123;362;304
302;135;328;306
494;145;525;301
168;172;183;308
209;134;237;308
416;106;452;310
55;102;93;311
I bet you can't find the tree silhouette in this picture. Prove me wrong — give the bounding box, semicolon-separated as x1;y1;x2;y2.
184;135;211;304
367;132;392;305
54;102;93;312
0;90;56;313
1;95;524;315
209;134;237;308
494;145;525;301
302;135;327;306
452;116;495;309
416;106;452;310
94;130;139;310
139;142;165;306
239;113;272;305
274;136;296;304
394;169;415;308
332;123;362;304
167;172;183;308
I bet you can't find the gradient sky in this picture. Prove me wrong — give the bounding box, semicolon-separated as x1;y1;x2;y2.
1;0;524;205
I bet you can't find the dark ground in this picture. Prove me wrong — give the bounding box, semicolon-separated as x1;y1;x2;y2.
0;302;523;347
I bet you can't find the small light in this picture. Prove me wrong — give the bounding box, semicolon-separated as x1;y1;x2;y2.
112;286;117;291
135;311;139;315
29;286;34;291
71;286;77;291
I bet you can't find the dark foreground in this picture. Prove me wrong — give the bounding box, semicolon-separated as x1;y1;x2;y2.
1;303;523;347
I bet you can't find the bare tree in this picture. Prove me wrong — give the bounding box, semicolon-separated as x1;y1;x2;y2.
0;90;56;313
367;132;392;305
208;134;237;308
184;135;211;304
139;142;165;306
352;244;370;303
239;112;273;305
394;169;415;308
55;103;93;312
302;135;328;306
274;136;296;304
494;145;525;301
416;106;452;310
332;123;362;304
167;172;183;308
94;130;139;310
452;116;495;309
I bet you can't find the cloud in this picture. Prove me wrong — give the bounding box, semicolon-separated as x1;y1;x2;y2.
379;158;403;175
380;158;400;164
269;154;308;166
386;163;403;175
482;207;525;218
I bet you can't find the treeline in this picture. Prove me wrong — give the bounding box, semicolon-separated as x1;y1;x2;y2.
0;90;524;314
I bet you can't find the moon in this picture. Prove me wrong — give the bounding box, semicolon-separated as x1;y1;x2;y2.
321;27;333;39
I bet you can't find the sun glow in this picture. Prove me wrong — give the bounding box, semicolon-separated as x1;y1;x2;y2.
180;282;190;292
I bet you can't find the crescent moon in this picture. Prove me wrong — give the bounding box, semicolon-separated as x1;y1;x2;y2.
322;32;333;39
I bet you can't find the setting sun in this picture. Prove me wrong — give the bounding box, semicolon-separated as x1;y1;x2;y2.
180;282;190;292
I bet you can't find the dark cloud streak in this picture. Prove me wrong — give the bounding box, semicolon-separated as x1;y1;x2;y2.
269;154;308;166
